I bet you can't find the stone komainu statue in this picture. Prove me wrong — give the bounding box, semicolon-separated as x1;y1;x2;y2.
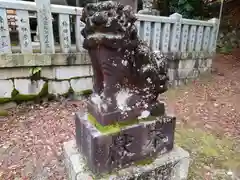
81;1;169;119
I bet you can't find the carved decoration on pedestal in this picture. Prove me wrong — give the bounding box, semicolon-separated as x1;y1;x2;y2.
107;133;135;167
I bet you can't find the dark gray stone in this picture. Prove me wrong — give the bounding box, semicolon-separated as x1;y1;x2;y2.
63;139;190;180
87;99;166;126
75;111;176;174
69;1;190;179
80;1;169;126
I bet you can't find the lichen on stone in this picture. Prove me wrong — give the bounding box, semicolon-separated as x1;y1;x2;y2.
79;89;93;96
87;113;139;134
134;157;155;166
87;113;120;134
0;98;12;104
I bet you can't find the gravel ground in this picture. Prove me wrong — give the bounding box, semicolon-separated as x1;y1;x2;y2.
0;101;86;179
165;52;240;138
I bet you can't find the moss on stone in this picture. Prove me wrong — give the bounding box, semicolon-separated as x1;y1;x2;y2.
118;118;139;127
68;86;74;94
0;109;8;116
38;82;48;98
87;114;140;134
13;94;37;102
88;114;120;134
87;113;159;134
0;98;12;104
11;88;35;102
79;89;93;95
61;86;74;98
135;157;155;166
10;82;48;103
11;89;19;97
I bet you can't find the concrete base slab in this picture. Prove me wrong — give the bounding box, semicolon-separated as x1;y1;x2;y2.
63;139;190;180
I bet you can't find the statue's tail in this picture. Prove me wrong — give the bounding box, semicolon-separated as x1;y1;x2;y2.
133;40;169;95
151;51;169;94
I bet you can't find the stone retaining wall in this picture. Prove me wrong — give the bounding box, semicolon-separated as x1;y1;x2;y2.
0;52;93;104
167;52;213;86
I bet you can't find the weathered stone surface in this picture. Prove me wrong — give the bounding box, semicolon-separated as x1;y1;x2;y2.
198;58;212;70
87;99;165;126
81;1;169;125
48;80;70;95
0;80;14;98
167;57;212;87
55;66;93;80
14;79;45;95
138;0;160;15
64;139;190;180
70;78;93;92
178;68;199;80
75;111;176;174
40;67;56;79
0;52;90;68
0;68;31;79
40;66;93;80
178;59;196;70
0;66;93;81
138;9;160;15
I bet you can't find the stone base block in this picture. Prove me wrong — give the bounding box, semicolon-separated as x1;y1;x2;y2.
75;111;176;174
63;139;190;180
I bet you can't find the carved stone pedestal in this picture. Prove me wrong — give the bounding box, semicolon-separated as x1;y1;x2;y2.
75;112;176;174
64;139;190;180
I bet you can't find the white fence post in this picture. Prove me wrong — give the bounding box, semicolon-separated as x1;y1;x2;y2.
152;22;161;51
75;8;84;52
142;21;151;46
180;24;189;52
16;10;33;53
59;14;71;53
35;0;55;53
0;8;11;54
161;23;171;53
188;25;197;52
202;27;211;51
170;13;182;52
135;20;140;36
208;18;219;53
195;26;204;51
